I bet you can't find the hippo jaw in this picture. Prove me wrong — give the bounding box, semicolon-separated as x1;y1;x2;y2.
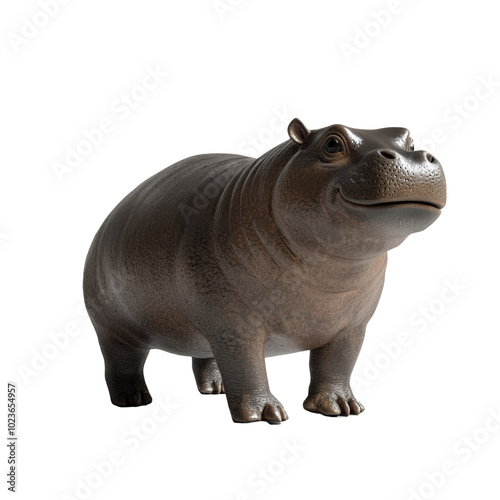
335;191;442;244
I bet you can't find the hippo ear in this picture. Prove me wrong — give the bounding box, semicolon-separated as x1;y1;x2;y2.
288;118;310;145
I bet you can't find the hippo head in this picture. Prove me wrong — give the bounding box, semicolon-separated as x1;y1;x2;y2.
272;119;447;259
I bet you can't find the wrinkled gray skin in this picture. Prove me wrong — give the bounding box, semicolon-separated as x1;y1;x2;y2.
83;118;446;423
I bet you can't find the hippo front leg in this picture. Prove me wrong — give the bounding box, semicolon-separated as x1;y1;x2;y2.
211;335;288;424
304;327;366;417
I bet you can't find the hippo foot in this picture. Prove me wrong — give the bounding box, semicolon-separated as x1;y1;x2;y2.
110;389;153;407
199;380;225;395
192;357;225;395
230;393;288;424
303;385;364;417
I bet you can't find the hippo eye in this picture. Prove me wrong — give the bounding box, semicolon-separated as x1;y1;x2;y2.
408;139;415;151
324;137;343;154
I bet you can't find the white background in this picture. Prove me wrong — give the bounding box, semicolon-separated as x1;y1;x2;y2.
2;1;499;499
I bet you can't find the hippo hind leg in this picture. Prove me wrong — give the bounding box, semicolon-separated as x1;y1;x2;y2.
95;325;152;407
192;357;225;394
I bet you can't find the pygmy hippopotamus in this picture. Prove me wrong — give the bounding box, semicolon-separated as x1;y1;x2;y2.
83;118;446;424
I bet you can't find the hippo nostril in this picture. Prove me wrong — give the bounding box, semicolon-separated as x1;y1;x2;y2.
379;150;396;160
426;152;435;163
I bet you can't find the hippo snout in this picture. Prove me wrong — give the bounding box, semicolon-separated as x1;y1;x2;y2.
339;148;447;210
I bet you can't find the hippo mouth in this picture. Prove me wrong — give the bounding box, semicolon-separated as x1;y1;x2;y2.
339;193;444;212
